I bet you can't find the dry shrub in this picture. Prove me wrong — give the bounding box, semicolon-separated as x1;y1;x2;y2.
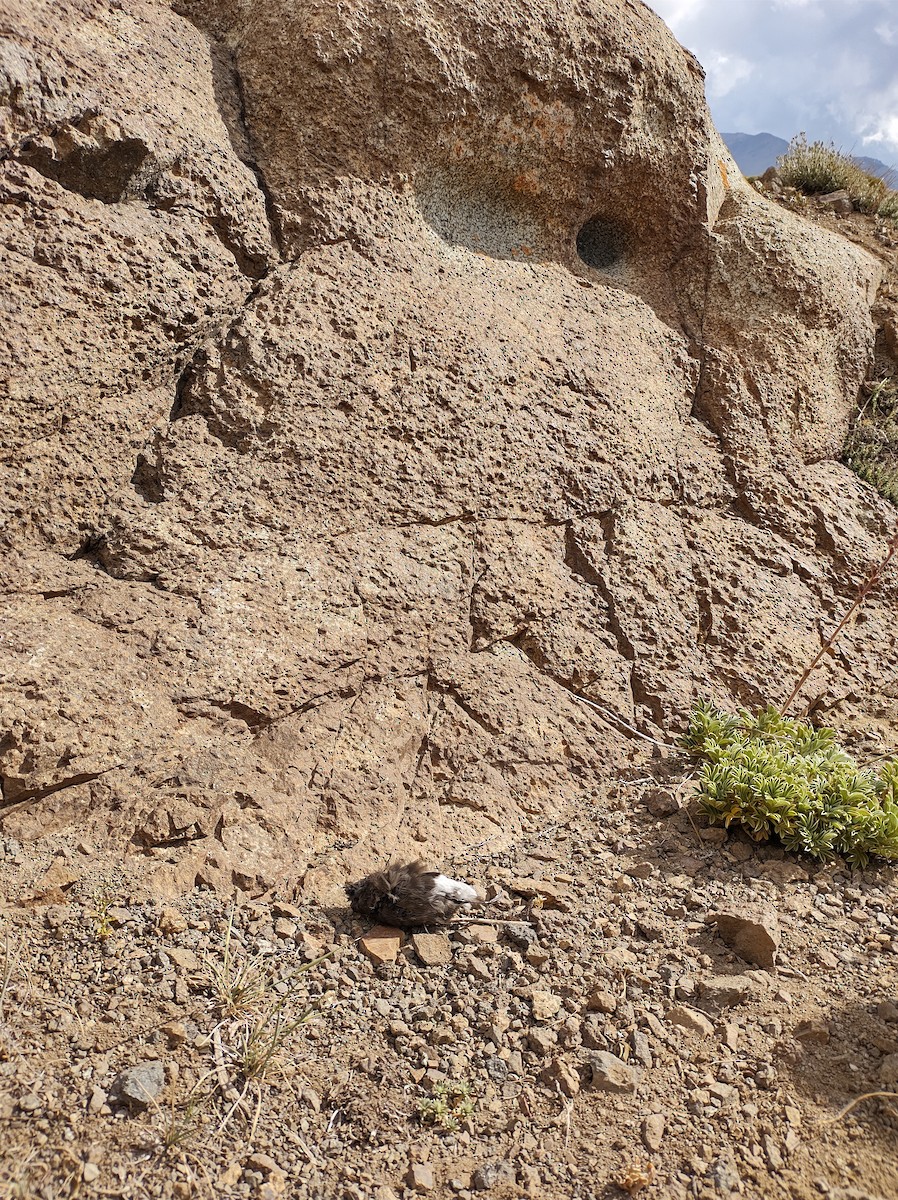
777;134;890;214
844;378;898;506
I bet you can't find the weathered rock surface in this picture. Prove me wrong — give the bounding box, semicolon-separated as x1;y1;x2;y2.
711;907;781;969
668;1005;715;1038
540;1057;581;1098
642;1113;666;1153
1;0;896;896
880;1053;898;1084
529;990;563;1022
405;1163;435;1194
411;932;453;966
698;973;759;1010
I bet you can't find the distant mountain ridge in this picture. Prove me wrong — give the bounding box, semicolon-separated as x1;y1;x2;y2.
722;131;895;181
722;131;788;176
854;154;895;180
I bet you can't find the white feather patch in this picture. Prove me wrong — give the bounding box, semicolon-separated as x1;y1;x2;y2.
431;874;478;903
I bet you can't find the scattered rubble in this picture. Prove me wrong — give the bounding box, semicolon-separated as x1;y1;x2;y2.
1;806;898;1196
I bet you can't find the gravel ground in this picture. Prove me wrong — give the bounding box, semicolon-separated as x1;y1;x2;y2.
1;769;897;1200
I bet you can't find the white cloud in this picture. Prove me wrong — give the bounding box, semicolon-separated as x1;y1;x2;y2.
644;0;898;166
861;115;898;154
704;51;754;99
648;0;707;25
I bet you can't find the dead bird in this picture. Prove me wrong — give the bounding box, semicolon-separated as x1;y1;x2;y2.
345;860;479;928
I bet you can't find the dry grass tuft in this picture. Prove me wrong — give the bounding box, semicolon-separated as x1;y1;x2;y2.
777;134;898;218
844;377;898;506
197;901;334;1137
205;902;270;1016
145;1075;215;1152
230;1000;314;1083
0;930;17;1021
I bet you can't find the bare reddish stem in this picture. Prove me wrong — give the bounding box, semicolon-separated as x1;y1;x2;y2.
780;525;898;715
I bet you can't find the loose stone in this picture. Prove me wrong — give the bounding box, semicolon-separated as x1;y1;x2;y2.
642;1113;665;1152
667;1005;715;1038
359;925;403;965
589;1052;639;1094
116;1061;165;1108
710;907;780;968
406;1163;435;1193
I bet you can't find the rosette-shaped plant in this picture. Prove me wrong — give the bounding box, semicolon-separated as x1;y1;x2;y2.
682;701;898;866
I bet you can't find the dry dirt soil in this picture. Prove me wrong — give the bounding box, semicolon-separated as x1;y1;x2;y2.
1;750;898;1200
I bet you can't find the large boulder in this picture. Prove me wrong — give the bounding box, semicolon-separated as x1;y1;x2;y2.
1;0;894;896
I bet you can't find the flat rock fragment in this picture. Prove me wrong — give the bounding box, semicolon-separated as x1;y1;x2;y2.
668;1005;715;1038
711;907;780;969
411;932;453;965
359;924;403;965
698;974;758;1009
589;1051;639;1094
115;1061;165;1108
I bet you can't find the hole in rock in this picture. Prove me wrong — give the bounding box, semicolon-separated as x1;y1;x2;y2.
19;136;154;204
575;215;626;271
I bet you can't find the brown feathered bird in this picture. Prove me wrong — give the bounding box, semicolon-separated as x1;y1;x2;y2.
345;860;479;928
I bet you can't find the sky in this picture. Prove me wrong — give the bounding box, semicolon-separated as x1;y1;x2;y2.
646;0;898;167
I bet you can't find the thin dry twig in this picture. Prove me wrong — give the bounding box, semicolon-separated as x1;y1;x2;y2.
145;1071;217;1152
248;1086;264;1143
101;1005;205;1053
567;690;678;749
781;525;898;714
217;1080;250;1136
819;1090;898;1125
0;931;17;1020
211;1026;229;1091
683;804;704;847
291;1130;323;1166
448;916;536;927
562;1095;575;1152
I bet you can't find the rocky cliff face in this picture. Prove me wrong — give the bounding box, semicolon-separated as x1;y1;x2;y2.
2;0;895;897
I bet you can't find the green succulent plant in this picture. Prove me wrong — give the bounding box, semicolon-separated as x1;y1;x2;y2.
418;1080;474;1132
682;700;898;867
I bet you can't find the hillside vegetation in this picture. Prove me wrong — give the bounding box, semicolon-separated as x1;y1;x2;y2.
777;134;898;219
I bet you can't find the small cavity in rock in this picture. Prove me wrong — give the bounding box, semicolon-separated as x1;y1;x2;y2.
575;214;626;270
